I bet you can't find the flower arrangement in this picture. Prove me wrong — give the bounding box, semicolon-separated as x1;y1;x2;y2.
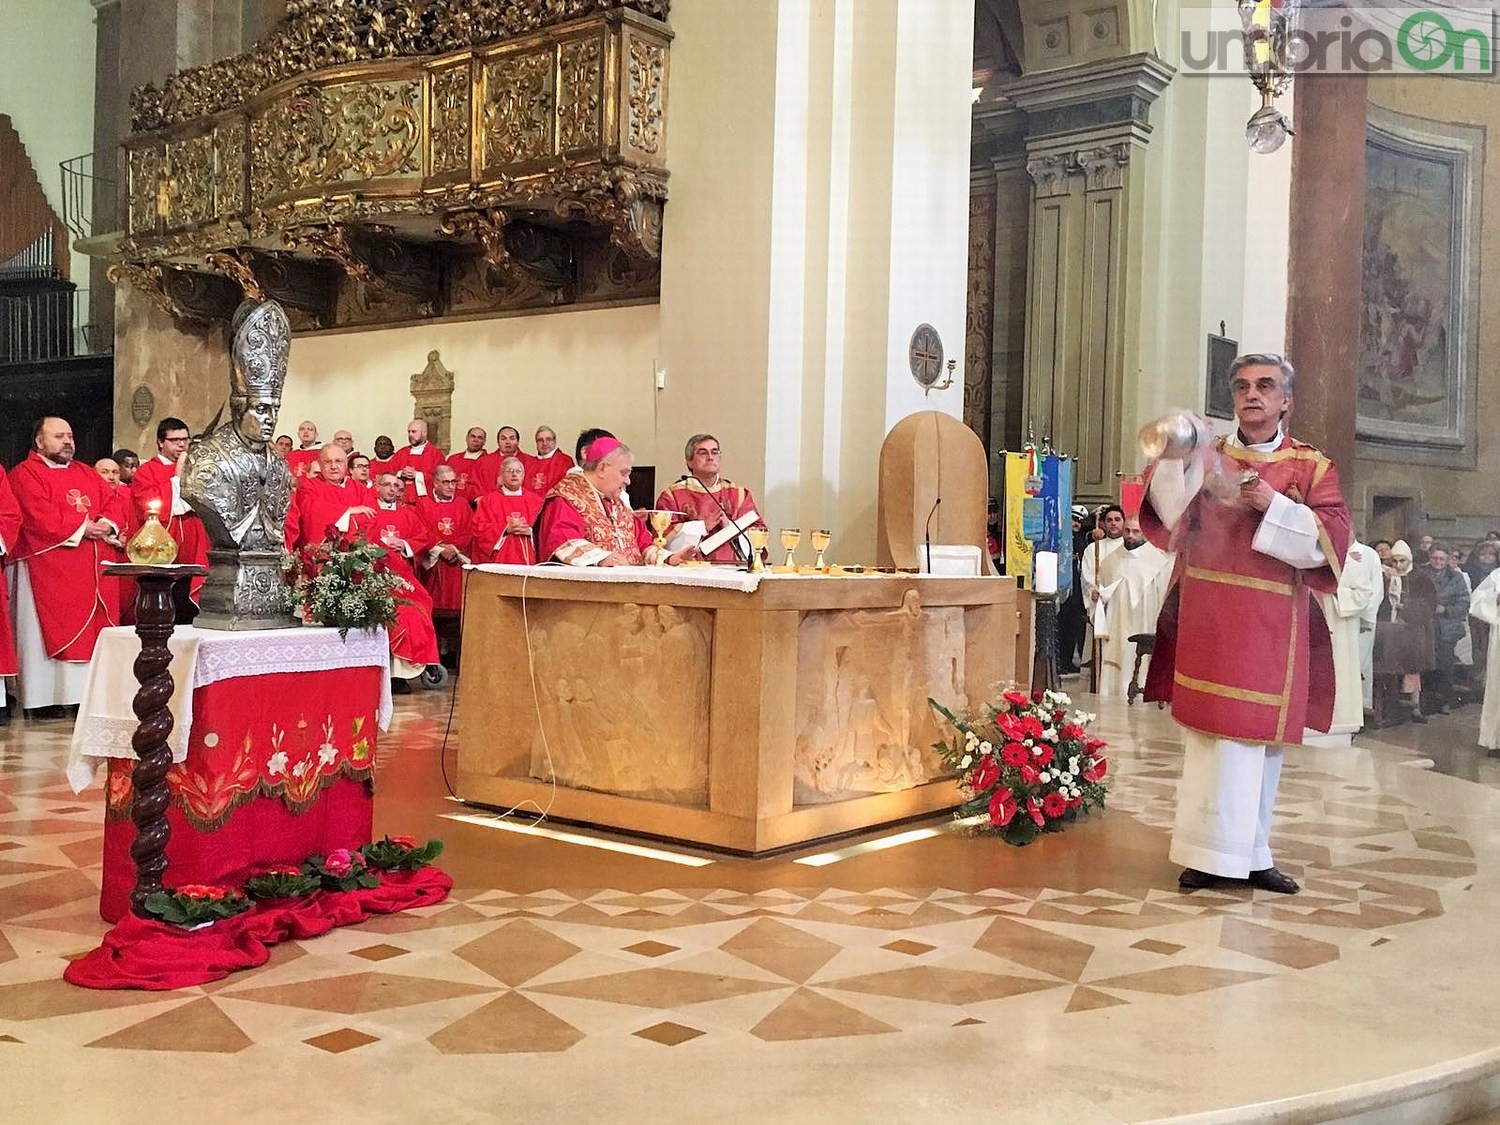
244;865;323;900
361;834;445;872
143;884;253;928
305;847;381;892
281;531;405;638
930;688;1109;846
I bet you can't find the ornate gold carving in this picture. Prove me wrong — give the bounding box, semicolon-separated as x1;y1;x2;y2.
429;65;472;176
128;147;164;235
204;249;266;300
483;52;554;168
170;133;216;228
250;81;422;206
440;207;509;273
552;167;666;261
558;37;603;151
214;120;247;215
132;0;671;132
626;36;665;156
964;189;996;447
108;262;172;318
284;224;382;289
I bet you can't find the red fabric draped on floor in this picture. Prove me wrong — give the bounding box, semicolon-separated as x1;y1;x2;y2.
64;866;453;990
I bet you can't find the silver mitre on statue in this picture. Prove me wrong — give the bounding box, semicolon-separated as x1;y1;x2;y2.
182;299;297;630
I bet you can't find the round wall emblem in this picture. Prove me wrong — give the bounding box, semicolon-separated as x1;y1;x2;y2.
130;385;155;426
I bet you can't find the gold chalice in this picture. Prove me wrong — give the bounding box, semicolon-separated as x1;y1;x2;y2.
647;509;677;555
811;528;831;570
745;527;769;573
780;527;801;569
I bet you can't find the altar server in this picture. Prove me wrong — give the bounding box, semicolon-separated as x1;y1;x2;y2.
1471;569;1500;752
1094;517;1172;698
1326;539;1384;728
653;433;764;563
473;457;544;565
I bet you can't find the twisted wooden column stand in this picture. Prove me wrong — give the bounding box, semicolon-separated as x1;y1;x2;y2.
103;563;208;918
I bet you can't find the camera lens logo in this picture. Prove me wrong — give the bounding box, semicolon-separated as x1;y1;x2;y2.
1398;11;1491;71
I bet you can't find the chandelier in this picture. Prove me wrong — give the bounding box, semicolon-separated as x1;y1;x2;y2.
1240;0;1297;152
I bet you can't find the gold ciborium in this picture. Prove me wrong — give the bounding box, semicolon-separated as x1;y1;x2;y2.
811;528;831;570
647;510;678;557
779;527;801;569
745;527;769;573
126;503;178;565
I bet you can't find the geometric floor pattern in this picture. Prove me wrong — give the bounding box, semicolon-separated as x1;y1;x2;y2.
0;698;1478;1056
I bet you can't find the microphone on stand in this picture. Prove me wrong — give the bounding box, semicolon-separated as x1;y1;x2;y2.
924;496;941;574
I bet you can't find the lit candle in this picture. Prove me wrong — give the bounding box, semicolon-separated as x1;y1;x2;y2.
1034;551;1058;595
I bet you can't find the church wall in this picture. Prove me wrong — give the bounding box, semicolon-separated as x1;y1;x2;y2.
1358;76;1500;537
280;304;662;465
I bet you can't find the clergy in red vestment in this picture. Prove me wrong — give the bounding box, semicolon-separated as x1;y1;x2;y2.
520;425;575;496
415;464;473;612
131;416;210;613
10;416;127;711
348;453;376;498
0;463;21;722
537;438;700;567
446;426;495;506
1140;354;1351;896
284;419;321;485
285;445;375;550
492;425;522;476
350;471;440;678
654;433;765;563
472;456;544;565
368;434;397;480
391;418;445;503
94;458;137;622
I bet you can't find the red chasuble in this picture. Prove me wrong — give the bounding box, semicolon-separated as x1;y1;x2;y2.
446;450;496;504
368;456;397;480
472;489;544;565
537;472;651;564
10;452;125;661
131;454;210;603
284;448;320;486
1141;434;1352;746
414;496;473;612
0;466;22;675
654;476;764;563
390;443;446;504
520;450;575;496
286;477;370;551
348;505;439;667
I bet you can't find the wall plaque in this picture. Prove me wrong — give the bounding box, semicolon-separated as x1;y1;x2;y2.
131;385;156;426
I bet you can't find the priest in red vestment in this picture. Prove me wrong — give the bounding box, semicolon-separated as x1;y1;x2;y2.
0;464;21;723
520;425;575;496
445;426;495;506
1140;354;1351;896
391;418;445;504
348;453;376;498
351;471;440;678
654;433;765;563
285;445;375;550
415;464;472;612
10;416;126;712
284;419;321;485
368;434;397;480
131;416;210;613
472;456;544;565
537;438;699;567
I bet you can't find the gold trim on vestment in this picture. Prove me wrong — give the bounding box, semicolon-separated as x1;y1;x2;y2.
1274;588;1300;743
1214;436;1330;466
1174;672;1283;708
1310;510;1343;581
1184;566;1294;595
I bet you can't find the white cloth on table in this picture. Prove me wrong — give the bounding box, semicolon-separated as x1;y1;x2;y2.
1471;569;1500;750
66;624;394;793
1171;728;1285;878
470;562;765;593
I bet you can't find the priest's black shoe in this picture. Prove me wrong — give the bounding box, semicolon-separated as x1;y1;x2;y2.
1248;866;1299;894
1177;867;1221;891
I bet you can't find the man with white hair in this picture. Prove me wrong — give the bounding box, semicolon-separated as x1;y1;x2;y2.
350;471;439;685
332;429;355;456
473;456;543;564
521;424;574;496
416;464;473;612
285;444;374;550
391;418;444;504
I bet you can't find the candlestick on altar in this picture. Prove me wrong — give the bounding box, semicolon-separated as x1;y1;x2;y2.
101;562;208;918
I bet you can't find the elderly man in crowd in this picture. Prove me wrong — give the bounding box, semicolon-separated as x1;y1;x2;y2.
1426;544;1471;714
537;437;699;567
285;444;374;550
10;417;127;716
522;425;575;496
416;464;473;613
473;456;543;565
350;472;439;688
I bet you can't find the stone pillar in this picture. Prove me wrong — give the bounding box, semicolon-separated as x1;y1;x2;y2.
1285;74;1367;489
410;350;456;451
655;0;975;561
113;287;229;456
1006;55;1172;502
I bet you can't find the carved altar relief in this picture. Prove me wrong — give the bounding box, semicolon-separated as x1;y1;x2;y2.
792;592;960;804
525;602;712;805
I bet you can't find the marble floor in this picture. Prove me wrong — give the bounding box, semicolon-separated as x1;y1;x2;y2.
3;686;1500;1124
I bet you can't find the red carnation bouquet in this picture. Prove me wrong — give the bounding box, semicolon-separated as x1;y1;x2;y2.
281;531;405;638
930;688;1109;846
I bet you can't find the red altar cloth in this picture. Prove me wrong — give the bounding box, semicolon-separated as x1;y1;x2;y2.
98;664;384;922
